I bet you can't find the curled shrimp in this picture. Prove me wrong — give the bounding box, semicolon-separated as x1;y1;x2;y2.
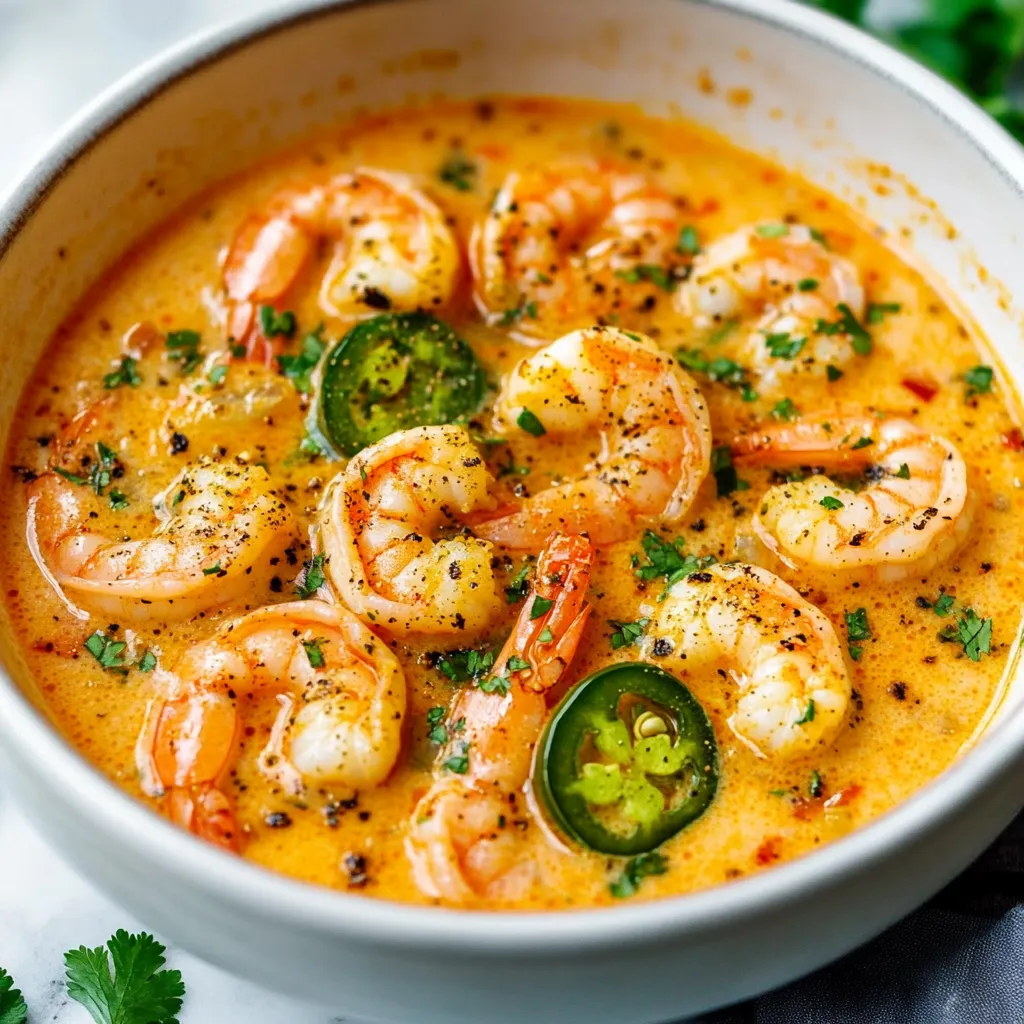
135;600;406;852
27;458;295;624
471;161;688;340
224;168;460;364
471;326;712;548
406;533;593;904
675;223;865;388
642;562;850;758
734;414;974;582
317;425;502;636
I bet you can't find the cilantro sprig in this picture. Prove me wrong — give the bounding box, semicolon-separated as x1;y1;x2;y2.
609;851;669;898
65;930;185;1024
634;531;716;598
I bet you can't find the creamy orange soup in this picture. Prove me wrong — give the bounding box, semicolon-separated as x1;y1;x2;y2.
3;98;1021;910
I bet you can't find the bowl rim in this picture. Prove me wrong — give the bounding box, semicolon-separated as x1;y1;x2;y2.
1;0;1024;953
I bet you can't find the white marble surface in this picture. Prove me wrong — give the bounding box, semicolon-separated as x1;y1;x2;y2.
0;6;356;1020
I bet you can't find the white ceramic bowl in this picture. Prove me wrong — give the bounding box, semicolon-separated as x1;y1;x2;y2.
1;2;1023;1021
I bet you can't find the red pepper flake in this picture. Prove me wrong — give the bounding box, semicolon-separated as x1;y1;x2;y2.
901;376;939;402
1001;428;1024;451
755;836;783;865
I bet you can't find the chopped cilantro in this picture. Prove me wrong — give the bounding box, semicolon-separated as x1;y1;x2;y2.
530;596;553;619
845;607;871;661
84;630;128;674
851;436;873;450
867;301;901;324
819;496;845;510
108;488;128;511
708;319;739;345
896;462;911;479
137;649;158;673
165;329;204;375
809;770;824;798
676;225;700;255
941;608;993;662
437;647;496;683
796;699;816;724
826;364;844;382
538;627;554;643
609;618;649;649
506;655;530;673
103;356;141;390
302;638;325;668
797;278;819;292
755;223;789;238
764;332;806;359
296;553;326;598
442;743;470;774
614;264;675;291
207;364;228;386
438;149;477;192
277;325;326;394
711;445;749;498
499;300;539;326
634;531;716;597
771;398;800;421
516;408;546;437
505;565;532;604
259;306;296;339
201;562;222;576
817;304;872;355
609;851;668;898
963;365;994;397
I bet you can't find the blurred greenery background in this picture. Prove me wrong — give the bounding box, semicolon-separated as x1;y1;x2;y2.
811;0;1024;139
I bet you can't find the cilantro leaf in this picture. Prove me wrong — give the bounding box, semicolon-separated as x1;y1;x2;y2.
677;225;700;255
302;638;326;668
0;968;27;1024
755;223;789;238
609;618;649;649
796;700;816;725
963;365;994;398
516;408;546;437
437;647;496;683
819;495;845;510
676;349;758;401
276;326;326;394
259;306;296;339
634;530;716;597
295;553;326;598
764;332;807;359
867;301;901;324
164;330;203;376
499;300;539;326
84;631;128;674
609;851;668;898
711;445;749;498
64;929;185;1024
771;398;800;421
614;264;675;291
504;564;532;604
950;608;993;662
438;149;477;192
103;357;142;390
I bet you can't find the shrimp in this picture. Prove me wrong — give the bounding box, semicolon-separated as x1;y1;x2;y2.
471;161;688;339
317;424;503;636
642;562;850;758
406;533;593;904
135;600;406;852
733;414;974;582
27;458;295;624
675;223;866;388
223;168;460;364
471;326;712;549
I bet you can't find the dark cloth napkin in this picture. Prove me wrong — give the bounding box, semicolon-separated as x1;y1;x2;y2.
694;812;1024;1023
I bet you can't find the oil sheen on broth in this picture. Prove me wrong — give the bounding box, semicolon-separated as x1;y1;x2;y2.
2;98;1020;910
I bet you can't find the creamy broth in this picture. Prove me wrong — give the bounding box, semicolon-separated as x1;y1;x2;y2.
3;98;1021;910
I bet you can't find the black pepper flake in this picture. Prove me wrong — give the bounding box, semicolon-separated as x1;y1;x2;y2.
269;576;283;593
652;637;673;657
170;431;189;455
343;852;370;888
889;681;907;701
361;287;392;310
265;811;292;828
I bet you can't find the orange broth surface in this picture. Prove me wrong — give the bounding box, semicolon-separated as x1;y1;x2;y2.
3;97;1022;909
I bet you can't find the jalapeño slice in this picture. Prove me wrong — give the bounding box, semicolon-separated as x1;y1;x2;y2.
315;313;486;457
536;663;718;856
